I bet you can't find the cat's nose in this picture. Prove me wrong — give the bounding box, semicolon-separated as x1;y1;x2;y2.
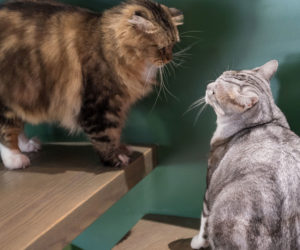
207;83;215;96
207;89;214;96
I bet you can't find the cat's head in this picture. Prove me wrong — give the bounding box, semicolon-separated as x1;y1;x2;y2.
113;0;183;66
205;60;279;118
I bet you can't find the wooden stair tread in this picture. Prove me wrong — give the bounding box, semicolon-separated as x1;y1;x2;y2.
0;143;156;250
113;214;199;250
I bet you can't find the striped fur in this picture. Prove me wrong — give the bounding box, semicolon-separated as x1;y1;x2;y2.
192;60;300;250
0;0;183;168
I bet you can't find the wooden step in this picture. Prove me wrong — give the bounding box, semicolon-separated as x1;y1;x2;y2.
0;143;156;250
113;214;200;250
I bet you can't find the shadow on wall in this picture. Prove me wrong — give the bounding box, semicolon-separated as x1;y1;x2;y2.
277;54;300;136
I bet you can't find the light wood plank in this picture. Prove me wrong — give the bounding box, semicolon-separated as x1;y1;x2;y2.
0;144;156;250
113;214;200;250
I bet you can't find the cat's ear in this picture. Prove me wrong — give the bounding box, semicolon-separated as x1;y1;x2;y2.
242;95;259;111
169;7;184;26
129;12;158;34
229;91;259;112
253;60;279;81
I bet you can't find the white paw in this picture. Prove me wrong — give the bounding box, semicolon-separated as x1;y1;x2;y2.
191;235;209;249
1;149;30;169
118;154;130;165
19;136;41;153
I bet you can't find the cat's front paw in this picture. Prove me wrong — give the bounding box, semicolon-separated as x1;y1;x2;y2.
101;145;132;167
1;149;31;170
18;136;41;153
191;235;209;249
117;154;130;166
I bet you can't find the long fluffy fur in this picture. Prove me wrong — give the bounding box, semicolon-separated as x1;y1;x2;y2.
0;0;183;168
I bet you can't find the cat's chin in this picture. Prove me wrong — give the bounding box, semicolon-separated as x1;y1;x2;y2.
143;62;158;84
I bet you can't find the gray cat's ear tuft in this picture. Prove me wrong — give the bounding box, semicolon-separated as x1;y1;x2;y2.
128;14;158;34
254;60;279;81
169;7;184;26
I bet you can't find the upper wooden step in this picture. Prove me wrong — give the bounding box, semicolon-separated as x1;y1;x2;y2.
0;143;156;250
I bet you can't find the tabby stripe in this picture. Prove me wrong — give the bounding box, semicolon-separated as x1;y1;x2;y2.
84;121;119;134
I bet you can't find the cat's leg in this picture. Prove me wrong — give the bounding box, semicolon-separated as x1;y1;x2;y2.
79;102;131;167
191;200;210;249
18;132;41;153
0;126;30;169
90;127;131;167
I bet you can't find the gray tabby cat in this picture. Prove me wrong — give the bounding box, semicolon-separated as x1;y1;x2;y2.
191;60;300;250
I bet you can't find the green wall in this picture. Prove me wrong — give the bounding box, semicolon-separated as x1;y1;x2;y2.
1;0;300;249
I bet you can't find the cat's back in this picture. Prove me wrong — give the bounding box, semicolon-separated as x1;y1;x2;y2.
211;123;300;198
207;124;300;249
0;0;102;127
0;0;101;40
214;123;300;179
0;0;98;17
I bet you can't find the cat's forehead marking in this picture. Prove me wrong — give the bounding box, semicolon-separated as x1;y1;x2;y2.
134;0;172;28
134;1;179;42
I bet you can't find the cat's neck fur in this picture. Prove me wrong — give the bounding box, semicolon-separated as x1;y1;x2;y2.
100;9;158;103
211;101;289;146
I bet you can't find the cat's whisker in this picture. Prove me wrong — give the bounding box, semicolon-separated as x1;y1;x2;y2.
194;103;208;125
180;35;202;41
167;62;176;76
173;57;189;65
162;65;179;101
174;49;192;54
143;64;156;96
174;53;191;60
157;65;178;102
173;54;188;61
164;63;171;77
180;30;203;35
174;42;197;56
161;67;168;100
161;67;170;100
191;97;206;107
151;68;164;112
174;50;191;57
183;97;206;116
173;58;187;68
186;98;206;111
170;60;184;68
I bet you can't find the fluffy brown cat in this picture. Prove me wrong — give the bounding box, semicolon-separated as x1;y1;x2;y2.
0;0;183;169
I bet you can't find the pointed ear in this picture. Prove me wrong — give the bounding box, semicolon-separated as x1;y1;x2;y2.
254;60;279;81
169;7;184;26
128;13;158;34
229;91;259;112
243;95;259;111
